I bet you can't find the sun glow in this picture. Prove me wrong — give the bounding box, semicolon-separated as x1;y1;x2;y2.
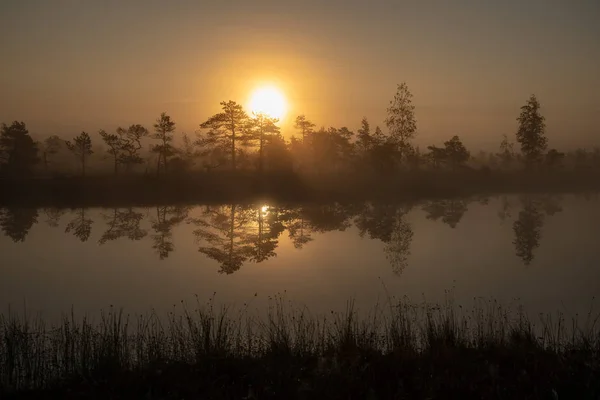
248;86;287;120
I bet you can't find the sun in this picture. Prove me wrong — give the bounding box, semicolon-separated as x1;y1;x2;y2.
248;86;287;120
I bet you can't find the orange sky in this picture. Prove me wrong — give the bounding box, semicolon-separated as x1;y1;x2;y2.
1;0;598;150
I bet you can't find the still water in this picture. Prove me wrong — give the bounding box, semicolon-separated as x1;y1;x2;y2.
1;193;599;321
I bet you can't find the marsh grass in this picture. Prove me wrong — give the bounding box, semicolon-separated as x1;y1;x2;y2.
1;295;599;398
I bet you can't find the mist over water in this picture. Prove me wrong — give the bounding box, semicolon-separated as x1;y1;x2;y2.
1;193;598;322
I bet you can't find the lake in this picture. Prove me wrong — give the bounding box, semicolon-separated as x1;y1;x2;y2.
1;193;599;322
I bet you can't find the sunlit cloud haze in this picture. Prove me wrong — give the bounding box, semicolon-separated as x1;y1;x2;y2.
1;0;598;150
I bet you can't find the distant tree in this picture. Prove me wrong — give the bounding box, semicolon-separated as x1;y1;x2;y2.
294;115;316;144
370;140;397;175
263;132;293;172
171;132;201;172
516;95;547;167
385;82;417;163
151;113;176;176
99;130;122;175
572;148;589;170
308;127;351;174
443;135;470;169
593;147;600;169
245;113;280;173
497;134;516;168
426;145;446;169
0;121;39;177
65;132;93;177
199;101;248;171
42;135;63;171
545;149;565;169
324;126;355;171
356;117;372;155
406;146;424;170
117;124;148;172
372;126;385;146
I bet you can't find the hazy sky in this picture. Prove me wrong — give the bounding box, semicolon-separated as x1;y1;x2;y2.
1;0;598;149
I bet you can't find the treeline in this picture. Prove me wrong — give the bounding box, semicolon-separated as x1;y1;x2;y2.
0;194;571;273
1;83;599;179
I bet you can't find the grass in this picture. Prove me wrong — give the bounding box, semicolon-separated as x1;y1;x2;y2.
1;295;599;399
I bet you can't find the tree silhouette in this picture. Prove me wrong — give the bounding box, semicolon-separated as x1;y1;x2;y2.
171;132;201;172
365;126;396;174
118;124;149;172
406;146;424;170
426;145;446;169
385;82;417;163
356;117;372;156
65;208;94;242
150;206;188;260
0;121;39;177
443;136;470;169
497;134;516;168
99;129;122;175
244;113;280;173
42;135;63;171
191;204;254;274
516;95;547;167
546;149;565;170
65;132;93;177
309;128;356;175
294;115;316;144
332;127;355;170
151;113;176;176
0;207;39;242
199;101;249;171
422;199;469;228
99;208;147;244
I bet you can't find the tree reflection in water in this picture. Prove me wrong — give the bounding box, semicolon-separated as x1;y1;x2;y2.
0;195;572;273
512;195;563;265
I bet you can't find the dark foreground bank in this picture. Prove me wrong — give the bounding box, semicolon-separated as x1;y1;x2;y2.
1;298;599;399
1;169;600;207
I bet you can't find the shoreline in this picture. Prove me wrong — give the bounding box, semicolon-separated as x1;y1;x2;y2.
1;169;599;208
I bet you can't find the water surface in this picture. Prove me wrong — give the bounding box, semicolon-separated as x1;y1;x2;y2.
1;193;598;321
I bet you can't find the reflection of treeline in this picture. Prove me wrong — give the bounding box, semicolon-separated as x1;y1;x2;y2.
1;85;600;204
0;195;569;272
2;298;599;397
